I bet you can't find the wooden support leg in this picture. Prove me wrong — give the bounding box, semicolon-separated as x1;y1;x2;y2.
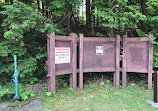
154;71;158;103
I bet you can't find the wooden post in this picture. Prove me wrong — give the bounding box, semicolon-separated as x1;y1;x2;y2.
122;34;127;88
49;32;56;94
47;37;51;92
79;34;84;89
148;34;154;90
115;35;120;88
70;33;77;90
154;71;158;103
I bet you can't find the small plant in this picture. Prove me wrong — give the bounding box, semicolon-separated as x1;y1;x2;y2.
106;80;110;84
69;87;74;92
46;92;52;97
56;82;59;88
119;80;122;84
100;82;104;86
130;83;136;87
29;77;38;84
63;83;68;88
137;80;145;86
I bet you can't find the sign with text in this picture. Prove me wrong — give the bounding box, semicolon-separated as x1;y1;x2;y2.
96;46;103;55
55;47;70;64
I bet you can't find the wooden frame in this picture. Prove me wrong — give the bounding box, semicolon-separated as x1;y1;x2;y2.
154;71;158;103
47;32;77;94
79;34;120;89
122;34;155;90
47;32;155;93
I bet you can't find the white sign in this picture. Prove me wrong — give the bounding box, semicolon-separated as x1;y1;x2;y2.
55;47;70;64
96;46;103;55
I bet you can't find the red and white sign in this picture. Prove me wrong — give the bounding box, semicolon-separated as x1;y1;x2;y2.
55;47;70;64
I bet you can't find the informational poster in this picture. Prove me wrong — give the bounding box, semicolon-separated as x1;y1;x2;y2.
55;47;70;64
96;46;103;55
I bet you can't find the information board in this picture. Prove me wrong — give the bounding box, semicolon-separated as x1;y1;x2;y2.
55;47;70;64
96;46;103;55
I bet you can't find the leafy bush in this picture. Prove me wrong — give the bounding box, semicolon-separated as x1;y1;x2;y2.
0;82;35;101
0;1;58;84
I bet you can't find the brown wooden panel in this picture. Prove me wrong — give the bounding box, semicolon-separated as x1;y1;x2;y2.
83;41;116;70
126;41;148;70
55;40;73;74
84;37;116;42
83;67;115;72
56;69;72;75
55;35;73;41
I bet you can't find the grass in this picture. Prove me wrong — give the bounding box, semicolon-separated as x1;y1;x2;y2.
36;84;157;111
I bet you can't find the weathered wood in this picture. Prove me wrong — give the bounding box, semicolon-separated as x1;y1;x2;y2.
49;32;56;94
122;34;154;89
47;37;51;92
154;71;158;103
79;34;120;89
122;35;127;88
79;34;84;89
83;67;115;72
71;33;77;90
127;37;156;42
47;32;77;93
148;34;154;90
84;37;116;42
55;36;73;41
115;35;120;88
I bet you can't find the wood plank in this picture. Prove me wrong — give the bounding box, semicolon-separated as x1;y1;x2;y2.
71;33;77;90
115;35;120;88
122;34;127;88
49;32;56;94
79;34;84;89
154;71;158;103
148;34;154;90
56;69;72;75
127;37;156;42
83;37;116;42
47;37;51;92
55;36;73;41
83;67;115;72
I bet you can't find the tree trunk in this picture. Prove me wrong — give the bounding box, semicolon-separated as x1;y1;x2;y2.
10;0;13;4
5;0;9;3
42;0;45;16
140;0;145;31
91;0;95;35
86;0;91;29
37;0;40;10
46;5;49;18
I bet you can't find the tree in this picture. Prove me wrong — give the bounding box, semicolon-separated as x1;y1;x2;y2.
0;1;56;84
92;0;146;35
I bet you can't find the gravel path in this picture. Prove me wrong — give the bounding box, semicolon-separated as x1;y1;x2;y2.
0;100;42;111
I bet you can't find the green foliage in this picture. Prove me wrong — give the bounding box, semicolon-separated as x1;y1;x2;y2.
46;92;52;97
145;0;158;37
136;29;148;37
100;82;104;86
63;83;68;88
93;0;146;30
0;1;58;84
106;80;110;84
153;44;158;68
137;80;145;87
0;82;35;101
29;77;38;84
49;0;80;16
130;83;136;87
69;87;74;92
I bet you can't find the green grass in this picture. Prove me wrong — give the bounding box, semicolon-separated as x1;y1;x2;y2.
36;84;157;111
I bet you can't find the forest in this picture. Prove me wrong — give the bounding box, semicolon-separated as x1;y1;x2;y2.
0;0;158;101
